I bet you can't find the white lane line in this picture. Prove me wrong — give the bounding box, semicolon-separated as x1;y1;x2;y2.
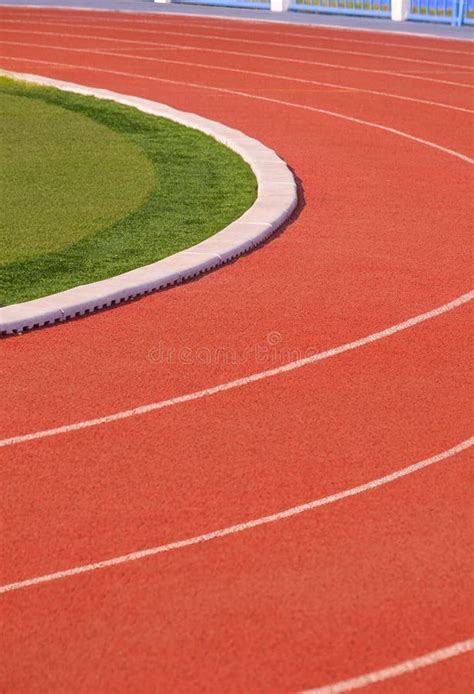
0;68;297;335
1;438;471;595
3;40;472;114
10;12;472;56
107;44;474;89
1;57;472;166
1;4;472;43
2;27;471;89
1;17;472;70
303;638;474;693
0;59;471;446
1;291;472;448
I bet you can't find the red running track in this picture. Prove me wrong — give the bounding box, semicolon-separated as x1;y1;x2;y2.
0;7;473;692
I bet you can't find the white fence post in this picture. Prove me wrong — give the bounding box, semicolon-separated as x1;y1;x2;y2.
391;0;410;20
271;0;291;10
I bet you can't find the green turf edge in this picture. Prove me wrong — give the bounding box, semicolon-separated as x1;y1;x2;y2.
0;77;257;305
1;89;156;265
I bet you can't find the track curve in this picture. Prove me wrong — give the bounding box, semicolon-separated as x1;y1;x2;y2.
1;7;473;692
0;71;296;334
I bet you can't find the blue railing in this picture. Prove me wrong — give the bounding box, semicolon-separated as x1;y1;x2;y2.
171;0;473;24
289;0;391;16
172;0;270;8
408;0;457;22
460;0;474;22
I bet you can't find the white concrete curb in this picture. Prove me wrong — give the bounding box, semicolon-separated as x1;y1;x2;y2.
0;70;297;335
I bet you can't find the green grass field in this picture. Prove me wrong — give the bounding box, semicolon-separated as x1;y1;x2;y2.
0;77;257;305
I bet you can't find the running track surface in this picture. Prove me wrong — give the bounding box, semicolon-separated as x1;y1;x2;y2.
1;7;473;692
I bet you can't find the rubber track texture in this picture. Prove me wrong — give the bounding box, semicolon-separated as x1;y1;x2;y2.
0;7;473;693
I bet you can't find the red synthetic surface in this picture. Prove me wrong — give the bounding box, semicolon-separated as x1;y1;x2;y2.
1;7;473;692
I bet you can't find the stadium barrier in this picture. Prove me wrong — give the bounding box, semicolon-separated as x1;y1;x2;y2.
460;0;474;23
156;0;472;25
172;0;270;9
289;0;391;19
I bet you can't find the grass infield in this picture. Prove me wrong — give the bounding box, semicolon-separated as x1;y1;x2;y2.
0;77;257;305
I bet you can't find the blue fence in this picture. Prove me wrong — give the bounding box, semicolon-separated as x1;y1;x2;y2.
289;0;474;22
171;0;473;24
173;0;270;8
460;0;474;22
408;0;457;22
289;0;391;17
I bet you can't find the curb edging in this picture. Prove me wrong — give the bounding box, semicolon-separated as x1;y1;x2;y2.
0;70;297;335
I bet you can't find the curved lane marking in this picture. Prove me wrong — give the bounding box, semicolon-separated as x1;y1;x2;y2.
302;638;474;693
0;60;471;444
1;292;471;448
17;13;473;55
3;40;472;114
0;438;471;594
2;27;472;89
0;69;297;334
1;5;472;43
2;18;472;70
1;57;472;164
1;15;472;692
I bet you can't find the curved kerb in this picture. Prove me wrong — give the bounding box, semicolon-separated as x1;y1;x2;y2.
0;69;297;335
